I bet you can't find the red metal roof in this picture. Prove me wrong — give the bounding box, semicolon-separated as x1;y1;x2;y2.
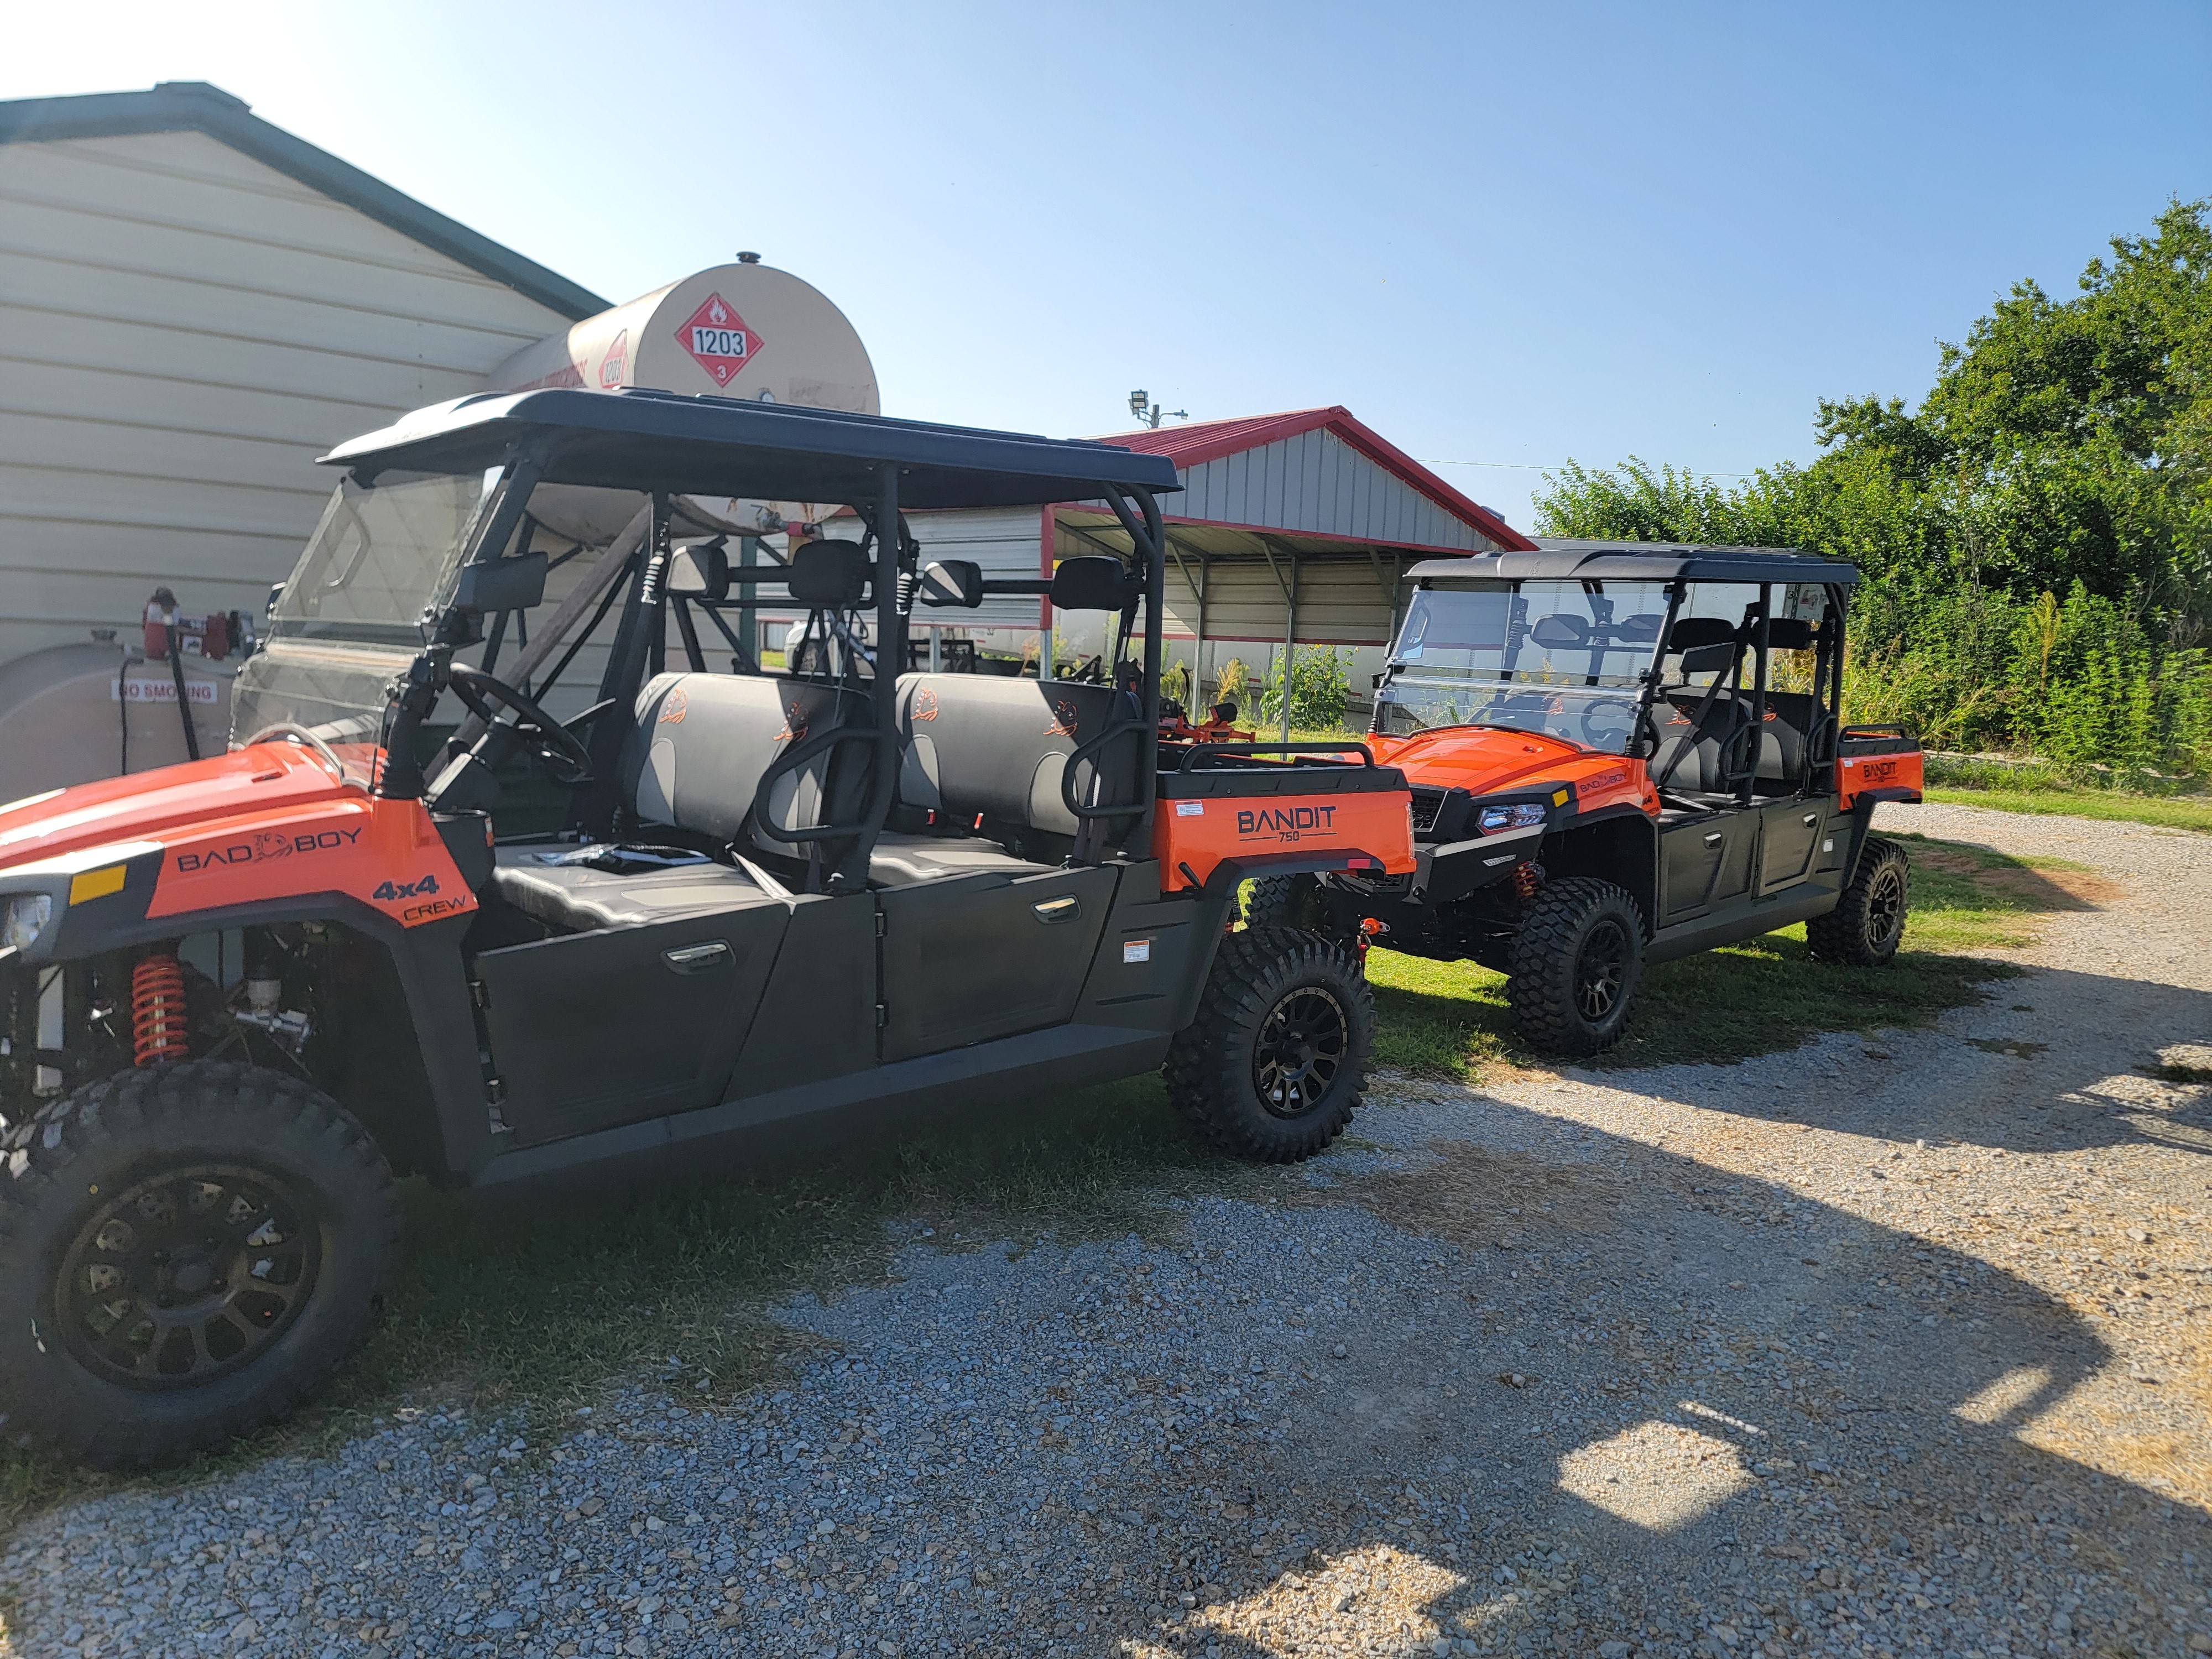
1089;406;1536;551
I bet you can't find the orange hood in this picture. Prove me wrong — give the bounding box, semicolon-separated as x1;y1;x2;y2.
1366;726;1602;794
0;744;361;874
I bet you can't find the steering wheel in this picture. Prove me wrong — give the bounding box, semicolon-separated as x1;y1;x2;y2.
1578;697;1641;748
446;664;595;784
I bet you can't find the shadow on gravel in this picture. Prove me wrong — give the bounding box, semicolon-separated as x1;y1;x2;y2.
1055;1114;2202;1659
1625;964;2212;1162
1366;833;2084;1080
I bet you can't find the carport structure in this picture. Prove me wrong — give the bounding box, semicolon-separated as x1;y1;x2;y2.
1046;408;1537;730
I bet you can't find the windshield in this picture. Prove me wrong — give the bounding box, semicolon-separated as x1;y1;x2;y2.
231;469;500;759
1375;579;1670;753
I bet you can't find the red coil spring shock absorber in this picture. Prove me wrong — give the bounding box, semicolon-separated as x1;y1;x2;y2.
131;953;191;1067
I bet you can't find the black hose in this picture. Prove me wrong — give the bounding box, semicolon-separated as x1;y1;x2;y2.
165;615;201;761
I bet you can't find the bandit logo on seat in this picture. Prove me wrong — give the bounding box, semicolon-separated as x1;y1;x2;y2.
676;294;764;386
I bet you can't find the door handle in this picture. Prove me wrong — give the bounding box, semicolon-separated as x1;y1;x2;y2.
662;940;732;973
1032;895;1081;925
1704;832;1724;846
1802;813;1819;827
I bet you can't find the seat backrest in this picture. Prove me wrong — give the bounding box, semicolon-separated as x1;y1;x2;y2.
1755;690;1819;786
620;672;870;851
1651;689;1752;794
894;675;1140;838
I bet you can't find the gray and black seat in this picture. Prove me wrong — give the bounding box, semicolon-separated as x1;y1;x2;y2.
867;674;1144;884
489;672;870;930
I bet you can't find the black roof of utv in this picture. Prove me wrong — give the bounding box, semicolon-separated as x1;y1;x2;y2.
321;387;1183;509
1405;538;1859;587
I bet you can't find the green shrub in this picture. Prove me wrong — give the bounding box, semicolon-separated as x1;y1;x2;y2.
1257;646;1353;732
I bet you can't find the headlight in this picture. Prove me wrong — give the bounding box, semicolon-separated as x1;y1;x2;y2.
1478;802;1548;832
2;893;52;952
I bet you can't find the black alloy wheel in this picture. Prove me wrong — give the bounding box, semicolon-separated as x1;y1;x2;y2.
1807;836;1912;967
1165;927;1374;1162
1506;877;1647;1057
1573;917;1632;1024
1864;859;1906;947
1252;985;1350;1118
0;1060;397;1467
58;1164;321;1389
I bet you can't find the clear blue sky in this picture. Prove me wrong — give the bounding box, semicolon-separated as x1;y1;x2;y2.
9;1;2208;526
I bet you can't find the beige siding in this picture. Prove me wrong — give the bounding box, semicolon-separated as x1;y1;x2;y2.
1173;429;1496;552
1164;557;1410;646
0;129;577;666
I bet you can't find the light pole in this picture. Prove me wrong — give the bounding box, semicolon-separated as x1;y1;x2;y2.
1126;390;1188;431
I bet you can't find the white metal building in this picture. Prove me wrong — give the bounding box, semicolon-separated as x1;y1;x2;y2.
0;81;606;670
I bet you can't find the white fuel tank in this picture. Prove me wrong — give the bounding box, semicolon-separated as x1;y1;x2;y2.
488;260;877;413
487;260;880;547
0;643;232;801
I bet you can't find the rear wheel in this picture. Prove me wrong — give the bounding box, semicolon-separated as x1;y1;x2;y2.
0;1061;398;1467
1807;835;1910;966
1506;878;1645;1056
1165;928;1373;1162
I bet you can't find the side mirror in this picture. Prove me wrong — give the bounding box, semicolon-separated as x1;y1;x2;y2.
917;559;984;608
453;551;548;614
669;541;731;601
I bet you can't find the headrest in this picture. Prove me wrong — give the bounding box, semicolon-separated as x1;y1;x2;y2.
1765;617;1815;650
1678;642;1739;676
1528;613;1588;647
1665;616;1737;652
1050;555;1132;612
789;539;871;608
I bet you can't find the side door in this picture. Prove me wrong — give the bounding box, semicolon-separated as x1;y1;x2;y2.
1658;805;1759;925
1758;797;1828;893
476;898;790;1147
877;864;1121;1062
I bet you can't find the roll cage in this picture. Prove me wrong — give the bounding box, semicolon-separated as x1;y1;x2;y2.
1390;540;1863;811
299;388;1183;882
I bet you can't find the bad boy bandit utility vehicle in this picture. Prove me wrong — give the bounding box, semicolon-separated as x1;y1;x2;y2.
1246;541;1923;1055
0;389;1412;1464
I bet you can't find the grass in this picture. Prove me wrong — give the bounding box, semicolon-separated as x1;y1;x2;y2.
0;833;2085;1520
1924;785;2212;834
1366;832;2067;1081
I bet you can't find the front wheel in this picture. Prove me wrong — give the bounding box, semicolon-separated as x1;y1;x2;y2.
0;1061;398;1467
1165;928;1374;1162
1806;835;1910;966
1241;873;1332;934
1506;878;1646;1056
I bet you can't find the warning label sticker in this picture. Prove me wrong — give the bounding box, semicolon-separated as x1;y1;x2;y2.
675;294;763;387
112;677;216;706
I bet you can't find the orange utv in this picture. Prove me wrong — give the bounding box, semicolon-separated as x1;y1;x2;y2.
0;389;1411;1465
1245;541;1923;1055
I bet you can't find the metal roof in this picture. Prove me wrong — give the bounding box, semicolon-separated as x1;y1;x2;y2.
1406;539;1861;586
0;81;607;321
322;388;1185;510
1091;407;1536;551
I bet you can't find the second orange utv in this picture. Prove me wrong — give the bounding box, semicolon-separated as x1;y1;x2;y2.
1245;541;1923;1055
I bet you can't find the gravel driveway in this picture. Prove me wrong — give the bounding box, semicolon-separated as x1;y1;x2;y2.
5;802;2209;1659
